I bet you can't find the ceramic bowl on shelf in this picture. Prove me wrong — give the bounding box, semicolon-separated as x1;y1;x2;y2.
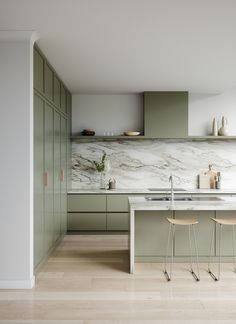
82;129;95;136
124;131;140;136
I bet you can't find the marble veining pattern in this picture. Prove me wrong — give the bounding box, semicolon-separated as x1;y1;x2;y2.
71;140;236;189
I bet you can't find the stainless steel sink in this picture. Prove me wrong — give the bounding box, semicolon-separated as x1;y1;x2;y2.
148;188;186;191
146;196;192;201
145;196;222;202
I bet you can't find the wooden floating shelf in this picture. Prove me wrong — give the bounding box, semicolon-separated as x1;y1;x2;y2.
71;135;236;140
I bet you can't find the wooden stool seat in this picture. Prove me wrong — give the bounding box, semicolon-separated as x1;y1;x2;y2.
210;218;236;226
167;218;198;226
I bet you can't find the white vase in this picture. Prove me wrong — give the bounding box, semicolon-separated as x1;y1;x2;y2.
218;116;229;136
212;117;218;136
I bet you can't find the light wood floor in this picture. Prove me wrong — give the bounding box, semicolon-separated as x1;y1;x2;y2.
1;234;236;323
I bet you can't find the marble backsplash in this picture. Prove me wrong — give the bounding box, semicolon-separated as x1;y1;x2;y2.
72;139;236;189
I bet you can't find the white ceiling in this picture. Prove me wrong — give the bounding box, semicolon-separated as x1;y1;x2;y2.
1;0;236;94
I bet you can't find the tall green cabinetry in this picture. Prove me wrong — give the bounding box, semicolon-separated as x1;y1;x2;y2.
33;44;71;270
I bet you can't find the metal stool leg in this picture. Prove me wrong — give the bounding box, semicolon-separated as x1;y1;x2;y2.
164;223;175;281
208;223;222;281
192;225;200;281
188;225;200;281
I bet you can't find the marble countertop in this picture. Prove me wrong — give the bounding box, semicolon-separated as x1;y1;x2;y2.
128;196;236;211
68;188;236;195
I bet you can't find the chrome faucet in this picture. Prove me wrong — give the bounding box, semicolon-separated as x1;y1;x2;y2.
169;174;174;202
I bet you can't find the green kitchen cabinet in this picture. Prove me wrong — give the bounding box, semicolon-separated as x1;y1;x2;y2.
68;194;106;212
175;211;215;256
53;110;61;241
53;74;61;108
60;116;67;234
44;62;53;102
67;92;72;190
34;49;44;93
216;211;236;256
44;102;54;253
34;94;44;268
144;91;188;138
107;213;129;230
68;213;107;231
135;211;172;256
107;195;129;212
60;84;67;114
66;91;72;116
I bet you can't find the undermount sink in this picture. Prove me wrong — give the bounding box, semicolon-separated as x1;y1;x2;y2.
146;196;192;201
148;188;186;191
145;196;222;202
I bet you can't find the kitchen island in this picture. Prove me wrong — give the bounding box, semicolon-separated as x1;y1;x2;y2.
129;196;236;273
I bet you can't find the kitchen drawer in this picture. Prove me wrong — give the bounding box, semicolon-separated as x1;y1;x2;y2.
107;195;129;212
107;213;129;231
68;213;106;230
67;194;106;212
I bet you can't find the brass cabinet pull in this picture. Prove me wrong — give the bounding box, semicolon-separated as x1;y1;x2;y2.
44;172;48;187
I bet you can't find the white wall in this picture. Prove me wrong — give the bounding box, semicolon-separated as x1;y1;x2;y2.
0;31;35;288
72;94;143;136
189;88;236;136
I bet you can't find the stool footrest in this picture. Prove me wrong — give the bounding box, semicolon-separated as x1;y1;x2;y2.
164;270;171;282
208;269;219;281
190;269;200;281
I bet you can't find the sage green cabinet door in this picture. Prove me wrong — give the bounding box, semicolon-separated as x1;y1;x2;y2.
66;91;72;117
216;211;236;256
107;195;129;212
53;75;60;108
53;111;61;241
107;213;129;230
144;92;188;138
34;49;44;93
135;211;173;256
68;194;106;212
175;211;215;256
44;103;54;254
60;116;67;234
68;213;107;230
67;93;72;190
60;84;67;114
44;63;53;101
34;94;44;267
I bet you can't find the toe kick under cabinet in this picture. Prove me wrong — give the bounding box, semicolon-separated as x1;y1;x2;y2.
67;194;129;231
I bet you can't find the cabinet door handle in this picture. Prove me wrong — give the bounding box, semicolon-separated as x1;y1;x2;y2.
44;172;48;187
60;169;64;182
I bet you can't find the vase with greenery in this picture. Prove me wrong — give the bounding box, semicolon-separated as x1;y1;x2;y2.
91;153;109;189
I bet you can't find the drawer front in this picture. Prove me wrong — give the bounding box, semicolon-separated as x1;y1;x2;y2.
107;195;129;212
68;194;106;212
107;213;129;231
68;213;106;230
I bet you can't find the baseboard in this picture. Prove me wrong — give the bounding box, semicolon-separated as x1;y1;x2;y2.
0;275;35;289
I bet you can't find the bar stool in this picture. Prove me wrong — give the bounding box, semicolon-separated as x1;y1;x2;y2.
164;218;200;282
208;217;236;281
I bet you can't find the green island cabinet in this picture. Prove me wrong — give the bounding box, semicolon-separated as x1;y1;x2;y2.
33;44;71;270
144;91;188;138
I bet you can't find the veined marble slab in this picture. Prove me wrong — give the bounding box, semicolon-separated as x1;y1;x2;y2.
71;139;236;190
128;196;236;211
68;188;236;194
